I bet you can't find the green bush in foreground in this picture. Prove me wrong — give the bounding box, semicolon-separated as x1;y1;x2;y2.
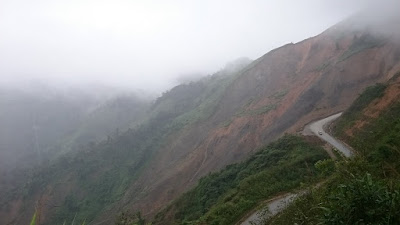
153;135;328;225
267;160;400;225
267;81;400;225
320;173;400;224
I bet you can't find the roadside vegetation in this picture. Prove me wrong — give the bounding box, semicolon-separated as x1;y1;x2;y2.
334;83;387;137
266;80;400;224
153;135;329;225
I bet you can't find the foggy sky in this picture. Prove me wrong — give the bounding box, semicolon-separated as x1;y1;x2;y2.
0;0;381;93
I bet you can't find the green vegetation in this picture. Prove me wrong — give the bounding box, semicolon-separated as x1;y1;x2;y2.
389;71;400;83
334;83;387;136
347;101;400;163
45;74;235;224
338;34;386;62
265;80;400;225
115;212;147;225
236;104;278;117
234;90;287;119
153;135;329;225
267;161;400;225
234;90;288;118
269;90;288;100
149;65;247;135
316;60;332;72
319;172;400;224
58;95;150;155
165;73;238;130
30;210;88;225
220;118;233;128
30;211;37;225
1;67;246;225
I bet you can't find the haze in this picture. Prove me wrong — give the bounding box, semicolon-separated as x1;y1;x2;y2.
0;0;380;93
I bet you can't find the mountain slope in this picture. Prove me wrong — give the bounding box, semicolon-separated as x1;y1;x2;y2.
153;135;328;225
154;71;400;225
267;71;400;225
115;12;400;219
2;10;400;225
59;94;149;152
0;88;98;171
0;91;150;224
0;87;150;173
0;64;249;224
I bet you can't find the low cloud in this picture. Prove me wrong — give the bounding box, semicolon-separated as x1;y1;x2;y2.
0;0;384;93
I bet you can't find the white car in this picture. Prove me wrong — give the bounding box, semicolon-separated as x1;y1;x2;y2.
318;131;323;135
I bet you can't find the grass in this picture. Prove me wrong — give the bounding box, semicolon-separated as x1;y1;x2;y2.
30;211;37;225
236;104;278;117
334;83;387;137
269;90;288;100
153;135;329;225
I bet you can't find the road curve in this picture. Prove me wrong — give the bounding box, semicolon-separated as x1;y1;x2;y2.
240;112;353;225
308;112;353;158
240;193;297;225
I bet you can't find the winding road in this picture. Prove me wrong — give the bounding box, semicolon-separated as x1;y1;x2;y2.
239;193;298;225
307;112;353;157
240;112;353;225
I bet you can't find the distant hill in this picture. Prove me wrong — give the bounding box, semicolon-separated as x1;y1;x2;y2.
0;87;150;172
0;87;97;171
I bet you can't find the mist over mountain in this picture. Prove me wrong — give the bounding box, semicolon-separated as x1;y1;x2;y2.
0;84;151;173
1;1;400;225
0;0;380;94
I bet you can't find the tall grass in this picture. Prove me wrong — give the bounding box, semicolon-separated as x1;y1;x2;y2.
30;211;37;225
30;210;86;225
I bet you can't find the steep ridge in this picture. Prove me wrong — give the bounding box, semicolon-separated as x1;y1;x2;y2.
153;72;400;225
2;10;400;225
0;64;249;225
114;13;400;219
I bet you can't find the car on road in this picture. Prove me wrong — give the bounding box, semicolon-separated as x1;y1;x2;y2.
318;131;323;135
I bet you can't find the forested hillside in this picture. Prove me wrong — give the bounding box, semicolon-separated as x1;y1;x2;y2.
0;87;98;171
0;87;149;172
153;135;328;225
0;62;249;224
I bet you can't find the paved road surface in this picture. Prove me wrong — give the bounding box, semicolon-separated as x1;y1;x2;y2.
240;193;297;225
240;112;353;225
308;112;353;157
